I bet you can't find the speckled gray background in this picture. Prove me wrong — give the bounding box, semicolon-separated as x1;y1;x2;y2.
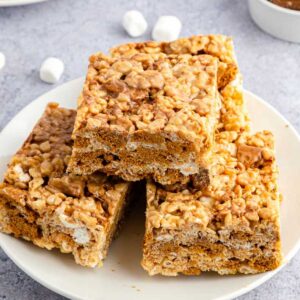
0;0;300;299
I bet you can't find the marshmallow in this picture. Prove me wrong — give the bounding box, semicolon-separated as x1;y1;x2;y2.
0;52;6;70
122;10;148;37
152;16;182;42
40;57;64;84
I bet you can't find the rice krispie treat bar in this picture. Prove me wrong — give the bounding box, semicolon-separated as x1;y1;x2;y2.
111;34;250;136
0;103;132;267
111;34;238;91
68;52;220;186
142;131;282;275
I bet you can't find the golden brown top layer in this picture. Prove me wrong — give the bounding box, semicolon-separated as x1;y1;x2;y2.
74;53;219;148
147;131;280;231
110;34;238;89
0;103;128;231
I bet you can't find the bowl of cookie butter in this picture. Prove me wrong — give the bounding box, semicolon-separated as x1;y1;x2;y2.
248;0;300;43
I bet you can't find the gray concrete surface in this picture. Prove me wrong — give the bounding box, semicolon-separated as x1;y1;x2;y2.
0;0;300;299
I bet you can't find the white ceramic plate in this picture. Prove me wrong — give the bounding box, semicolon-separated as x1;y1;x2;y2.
0;0;47;7
0;77;300;300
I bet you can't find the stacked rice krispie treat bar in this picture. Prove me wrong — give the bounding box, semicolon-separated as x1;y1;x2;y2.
68;52;221;187
0;103;132;267
111;35;281;275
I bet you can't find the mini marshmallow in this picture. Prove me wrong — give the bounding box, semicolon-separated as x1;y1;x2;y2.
122;10;148;37
0;52;6;70
152;16;182;42
40;57;64;84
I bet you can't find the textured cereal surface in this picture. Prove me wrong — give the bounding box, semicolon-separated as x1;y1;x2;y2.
74;52;219;136
0;103;131;268
111;34;238;90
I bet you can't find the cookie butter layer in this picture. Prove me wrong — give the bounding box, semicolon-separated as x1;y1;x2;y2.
142;131;282;275
0;103;132;268
68;53;220;185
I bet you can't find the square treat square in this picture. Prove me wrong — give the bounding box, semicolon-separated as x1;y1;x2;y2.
68;53;220;186
143;131;282;275
0;103;132;267
111;34;250;136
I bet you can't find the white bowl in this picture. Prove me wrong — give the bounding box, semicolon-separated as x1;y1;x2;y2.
248;0;300;43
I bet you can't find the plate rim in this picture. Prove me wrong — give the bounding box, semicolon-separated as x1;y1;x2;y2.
0;77;300;300
0;0;47;7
